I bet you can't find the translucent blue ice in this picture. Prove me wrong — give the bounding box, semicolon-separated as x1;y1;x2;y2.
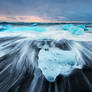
32;23;38;26
38;45;78;82
69;26;84;35
0;25;12;31
61;24;74;31
6;26;46;32
61;24;87;36
77;25;88;31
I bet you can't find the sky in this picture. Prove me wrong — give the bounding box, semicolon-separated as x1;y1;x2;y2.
0;0;92;22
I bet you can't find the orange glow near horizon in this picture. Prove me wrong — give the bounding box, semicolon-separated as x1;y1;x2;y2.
0;16;58;23
0;16;92;23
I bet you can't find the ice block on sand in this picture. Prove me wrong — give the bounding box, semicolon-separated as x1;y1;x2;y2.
38;46;81;82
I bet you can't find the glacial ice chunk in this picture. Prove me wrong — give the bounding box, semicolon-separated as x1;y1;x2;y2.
0;25;12;31
77;25;88;31
6;26;46;32
61;24;88;36
61;24;74;30
69;26;84;35
38;46;82;82
32;23;38;26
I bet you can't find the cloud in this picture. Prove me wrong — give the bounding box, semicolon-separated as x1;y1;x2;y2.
0;0;92;21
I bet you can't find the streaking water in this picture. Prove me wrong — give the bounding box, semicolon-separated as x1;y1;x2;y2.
0;24;92;92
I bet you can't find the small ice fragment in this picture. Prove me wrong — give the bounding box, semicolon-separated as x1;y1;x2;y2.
61;24;74;30
32;23;38;26
0;25;12;31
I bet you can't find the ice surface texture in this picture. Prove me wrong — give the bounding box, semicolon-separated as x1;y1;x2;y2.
0;25;12;31
38;45;82;82
61;24;88;35
6;26;46;32
0;25;46;32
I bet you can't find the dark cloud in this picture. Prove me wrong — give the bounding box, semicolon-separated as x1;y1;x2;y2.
0;0;92;21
